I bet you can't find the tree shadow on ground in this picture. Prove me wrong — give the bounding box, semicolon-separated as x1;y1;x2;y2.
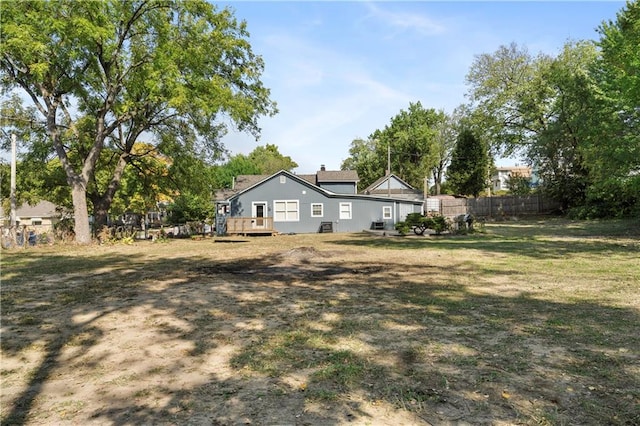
332;227;639;259
1;239;639;425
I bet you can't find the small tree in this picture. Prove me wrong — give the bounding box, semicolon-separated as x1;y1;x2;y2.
506;172;531;196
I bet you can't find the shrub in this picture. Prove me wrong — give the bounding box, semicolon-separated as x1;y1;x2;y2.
395;214;450;235
395;221;410;235
425;215;449;235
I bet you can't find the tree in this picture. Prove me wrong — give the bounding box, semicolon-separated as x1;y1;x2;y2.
341;102;445;190
582;0;640;217
107;142;174;221
341;137;383;190
248;144;298;175
166;192;215;224
505;172;531;196
212;154;261;189
465;41;599;210
446;129;489;197
0;95;51;208
1;0;276;243
430;109;461;195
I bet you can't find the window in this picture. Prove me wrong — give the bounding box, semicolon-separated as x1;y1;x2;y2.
339;202;352;220
382;206;392;220
279;175;286;184
274;200;299;222
311;203;323;217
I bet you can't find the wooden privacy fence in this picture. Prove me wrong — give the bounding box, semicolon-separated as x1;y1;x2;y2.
438;195;561;218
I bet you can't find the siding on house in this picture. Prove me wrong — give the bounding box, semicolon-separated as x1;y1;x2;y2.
491;167;532;192
218;170;423;234
0;201;60;231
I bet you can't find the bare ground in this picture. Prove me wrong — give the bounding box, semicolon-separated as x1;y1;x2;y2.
1;220;639;425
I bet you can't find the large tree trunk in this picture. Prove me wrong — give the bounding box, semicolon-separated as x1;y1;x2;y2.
90;154;128;234
92;196;111;234
70;182;92;244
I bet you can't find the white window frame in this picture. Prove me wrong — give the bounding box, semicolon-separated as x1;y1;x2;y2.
273;199;299;222
311;203;324;218
339;202;352;220
382;206;392;220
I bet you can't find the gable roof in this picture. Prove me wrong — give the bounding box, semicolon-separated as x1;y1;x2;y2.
0;200;60;219
216;170;422;205
218;170;331;202
215;168;359;201
297;174;318;185
363;173;415;194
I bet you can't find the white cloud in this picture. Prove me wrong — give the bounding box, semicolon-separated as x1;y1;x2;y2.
361;2;447;37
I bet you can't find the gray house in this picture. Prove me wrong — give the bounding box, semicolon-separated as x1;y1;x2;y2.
214;169;424;235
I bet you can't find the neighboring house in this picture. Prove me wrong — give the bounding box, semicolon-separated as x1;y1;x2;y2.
298;164;360;194
361;173;448;214
214;168;424;235
361;173;424;200
0;200;61;232
491;166;532;192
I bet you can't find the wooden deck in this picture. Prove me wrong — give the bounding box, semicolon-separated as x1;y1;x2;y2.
225;217;277;236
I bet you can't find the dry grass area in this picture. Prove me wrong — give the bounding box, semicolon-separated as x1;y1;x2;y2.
1;218;639;425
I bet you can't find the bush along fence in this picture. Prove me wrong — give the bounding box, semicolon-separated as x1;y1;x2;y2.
437;194;561;219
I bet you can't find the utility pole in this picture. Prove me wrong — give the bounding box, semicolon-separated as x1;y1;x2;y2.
387;142;391;197
10;133;17;246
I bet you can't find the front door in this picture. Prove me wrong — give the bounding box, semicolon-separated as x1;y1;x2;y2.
252;202;267;229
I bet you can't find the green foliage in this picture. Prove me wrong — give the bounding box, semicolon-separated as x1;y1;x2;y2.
446;129;489;197
394;221;411;236
341;137;383;190
465;41;596;208
505;172;531;196
210;144;296;189
247;144;298;174
166;192;215;224
582;0;640;217
427;215;450;235
569;175;640;219
212;154;261;189
0;0;276;242
465;13;639;218
342;102;447;190
395;213;450;235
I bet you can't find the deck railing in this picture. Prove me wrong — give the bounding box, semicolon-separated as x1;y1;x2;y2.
225;216;276;235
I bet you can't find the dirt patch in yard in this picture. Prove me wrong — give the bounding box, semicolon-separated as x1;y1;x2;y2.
2;224;639;425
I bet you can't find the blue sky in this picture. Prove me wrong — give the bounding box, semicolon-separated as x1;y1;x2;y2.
217;1;626;174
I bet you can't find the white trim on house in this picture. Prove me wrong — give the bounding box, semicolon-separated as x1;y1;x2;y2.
311;203;324;217
251;201;267;216
215;170;425;234
274;199;299;222
339;202;352;220
382;206;392;220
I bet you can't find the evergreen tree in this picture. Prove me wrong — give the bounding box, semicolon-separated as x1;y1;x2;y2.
446;129;489;197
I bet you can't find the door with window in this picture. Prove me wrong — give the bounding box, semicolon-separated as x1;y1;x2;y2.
252;202;267;228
